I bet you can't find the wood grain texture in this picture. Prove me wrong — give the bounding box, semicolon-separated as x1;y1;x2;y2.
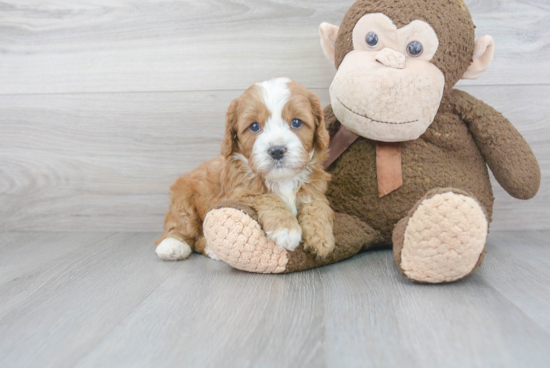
0;231;549;368
1;85;548;232
1;3;548;366
481;231;550;334
0;0;549;94
0;0;548;232
322;238;550;367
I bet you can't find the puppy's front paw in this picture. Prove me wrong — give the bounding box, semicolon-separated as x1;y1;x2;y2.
156;238;192;261
302;217;335;258
305;232;335;258
267;228;302;252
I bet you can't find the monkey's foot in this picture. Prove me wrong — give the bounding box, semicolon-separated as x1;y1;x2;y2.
393;189;488;284
203;201;377;273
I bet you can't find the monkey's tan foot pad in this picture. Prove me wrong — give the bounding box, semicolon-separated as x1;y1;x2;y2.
393;189;488;284
203;207;288;273
203;202;374;274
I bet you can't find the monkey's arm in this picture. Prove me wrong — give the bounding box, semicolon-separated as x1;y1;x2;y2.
451;89;540;199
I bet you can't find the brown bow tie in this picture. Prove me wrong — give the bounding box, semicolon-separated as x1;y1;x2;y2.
324;125;403;198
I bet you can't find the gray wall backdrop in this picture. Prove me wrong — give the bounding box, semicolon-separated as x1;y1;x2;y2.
0;0;548;232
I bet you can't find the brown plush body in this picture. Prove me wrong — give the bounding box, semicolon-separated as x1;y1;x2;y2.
324;89;540;281
199;0;541;282
325;89;540;242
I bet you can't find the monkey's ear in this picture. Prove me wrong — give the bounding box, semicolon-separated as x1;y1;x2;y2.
319;22;340;66
221;98;239;158
461;36;495;80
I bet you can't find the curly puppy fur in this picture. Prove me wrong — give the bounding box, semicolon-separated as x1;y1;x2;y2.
156;78;335;259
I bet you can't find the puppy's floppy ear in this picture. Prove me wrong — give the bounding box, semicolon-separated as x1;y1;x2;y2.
308;92;330;152
221;98;239;157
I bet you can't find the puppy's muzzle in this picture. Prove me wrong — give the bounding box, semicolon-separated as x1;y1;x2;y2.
268;146;287;161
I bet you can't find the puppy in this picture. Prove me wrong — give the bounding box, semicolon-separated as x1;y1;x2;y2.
155;77;335;261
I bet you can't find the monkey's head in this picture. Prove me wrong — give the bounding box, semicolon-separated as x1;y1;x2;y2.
320;0;494;142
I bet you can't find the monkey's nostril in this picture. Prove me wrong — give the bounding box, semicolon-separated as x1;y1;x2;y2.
268;146;287;160
375;48;406;69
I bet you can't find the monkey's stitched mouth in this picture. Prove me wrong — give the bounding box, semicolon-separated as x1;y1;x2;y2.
337;97;418;125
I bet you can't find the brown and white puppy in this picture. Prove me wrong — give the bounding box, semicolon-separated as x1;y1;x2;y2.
155;77;335;261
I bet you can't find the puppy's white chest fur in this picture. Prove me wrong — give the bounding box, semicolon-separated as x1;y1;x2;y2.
270;180;299;215
266;168;311;216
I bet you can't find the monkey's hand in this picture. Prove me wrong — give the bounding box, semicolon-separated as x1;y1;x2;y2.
451;89;540;200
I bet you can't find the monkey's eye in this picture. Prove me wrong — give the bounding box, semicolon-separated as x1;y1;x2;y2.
291;119;303;129
366;32;379;48
407;41;424;57
249;122;261;132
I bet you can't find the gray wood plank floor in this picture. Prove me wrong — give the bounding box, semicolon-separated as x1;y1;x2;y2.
1;231;549;368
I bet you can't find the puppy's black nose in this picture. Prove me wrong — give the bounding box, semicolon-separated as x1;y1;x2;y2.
268;146;287;160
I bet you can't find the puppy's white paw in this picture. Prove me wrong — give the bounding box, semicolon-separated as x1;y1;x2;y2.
204;245;221;261
267;228;302;252
156;238;192;261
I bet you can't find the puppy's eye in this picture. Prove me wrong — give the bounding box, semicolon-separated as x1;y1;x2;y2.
407;41;423;57
291;119;303;129
249;122;261;132
366;32;379;48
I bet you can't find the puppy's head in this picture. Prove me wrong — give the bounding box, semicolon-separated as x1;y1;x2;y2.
221;77;329;181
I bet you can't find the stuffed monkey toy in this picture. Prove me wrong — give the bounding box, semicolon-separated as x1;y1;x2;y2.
202;0;540;283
